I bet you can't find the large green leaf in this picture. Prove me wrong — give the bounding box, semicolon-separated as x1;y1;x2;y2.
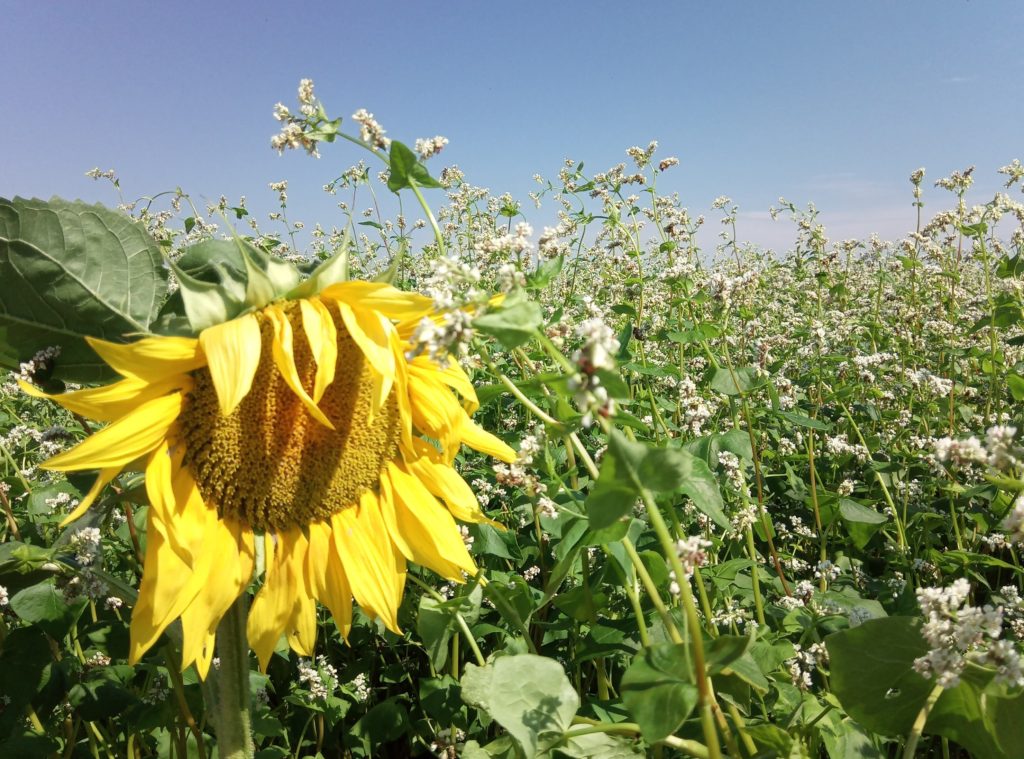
0;197;167;381
826;616;932;736
461;654;580;757
474;288;543;349
387;140;444;193
619;643;698;742
827;616;1024;758
586;430;728;530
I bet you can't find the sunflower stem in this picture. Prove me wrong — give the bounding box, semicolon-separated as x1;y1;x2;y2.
212;595;254;759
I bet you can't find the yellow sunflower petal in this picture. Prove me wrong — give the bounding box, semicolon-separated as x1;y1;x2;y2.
299;298;338;403
405;448;501;527
285;589;318;659
377;469;414;561
86;335;204;382
266;306;335;429
407;371;463;440
459;417;517;463
390;330;415;448
129;510;193;662
384;462;476;579
198;313;262;417
179;519;254;674
321;280;435;323
162;461;214;565
306;521;353;640
249;529;313;670
138;453;220;630
19;375;191;423
409;357;479;413
41;392;184;472
332;491;405;632
58;466;122;527
335;300;395;412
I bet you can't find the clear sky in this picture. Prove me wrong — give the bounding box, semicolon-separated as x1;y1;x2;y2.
3;1;1022;252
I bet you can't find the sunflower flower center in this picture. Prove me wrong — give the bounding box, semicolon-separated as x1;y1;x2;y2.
178;302;402;532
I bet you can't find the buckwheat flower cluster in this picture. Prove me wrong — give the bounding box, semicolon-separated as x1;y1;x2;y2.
351;108;390;150
569;317;620;426
997;159;1024;190
85;167;117;182
44;487;76;512
729;504;758;537
934;166;975;194
270;79;321;156
536;495;559;520
494;432;548;505
848;606;873;627
407;311;474;368
794;580;816;605
658;156;680;172
496;262;526;292
406;257;485;366
814;560;841;583
0;585;8;607
349;673;371;702
933;435;988;467
480;222;534;257
986;425;1024;470
85;652;111;669
786;643;828;690
717;451;747;494
997;586;1024;640
1001;494;1024;544
707;270;758;309
914;579;1023;688
667;535;711;595
824;433;869;462
676;376;714;435
68;527;102;566
298;655;339;702
414;135;448;160
626;140;658;168
538;225;570;259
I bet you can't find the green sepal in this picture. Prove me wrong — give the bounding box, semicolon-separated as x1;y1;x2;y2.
168;260;245;333
286;229;351;299
236;239;300;308
373;238;408;285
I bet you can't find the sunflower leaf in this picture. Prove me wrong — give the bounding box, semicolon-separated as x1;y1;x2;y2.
0;196;168;382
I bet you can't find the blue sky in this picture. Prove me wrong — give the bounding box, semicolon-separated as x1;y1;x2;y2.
3;1;1022;252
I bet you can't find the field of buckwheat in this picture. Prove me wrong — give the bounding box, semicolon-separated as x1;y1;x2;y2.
3;79;1024;758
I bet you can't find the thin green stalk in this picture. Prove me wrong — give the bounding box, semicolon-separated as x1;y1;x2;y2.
903;684;943;759
837;400;908;550
408;574;486;666
622;538;682;643
638;488;721;759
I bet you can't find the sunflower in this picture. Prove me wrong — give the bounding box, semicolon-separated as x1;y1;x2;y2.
23;279;515;677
